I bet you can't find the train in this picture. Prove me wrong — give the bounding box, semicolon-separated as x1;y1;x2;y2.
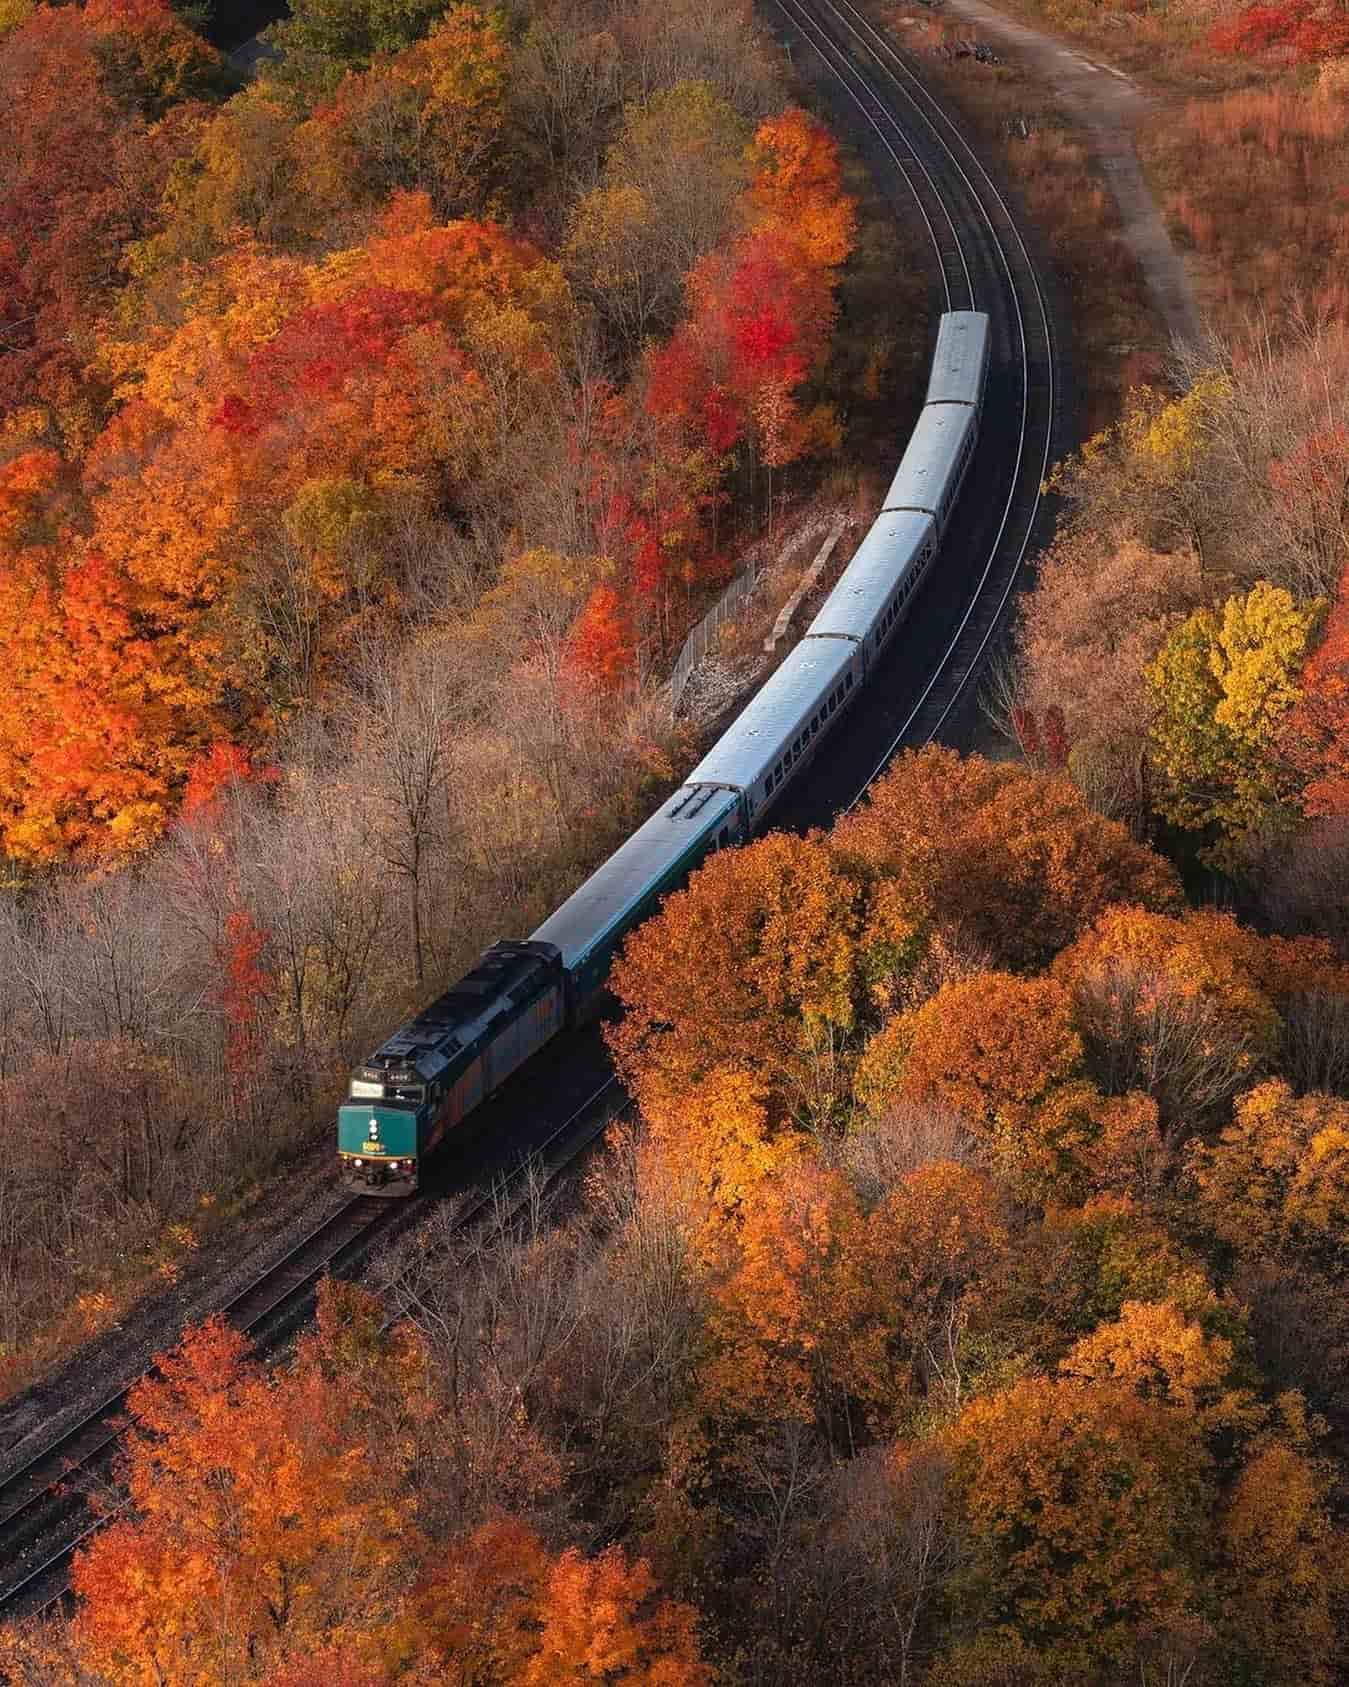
338;311;990;1193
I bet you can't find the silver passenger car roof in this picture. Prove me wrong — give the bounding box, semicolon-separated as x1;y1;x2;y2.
684;637;856;795
805;510;936;643
531;783;737;970
924;311;990;408
881;404;976;515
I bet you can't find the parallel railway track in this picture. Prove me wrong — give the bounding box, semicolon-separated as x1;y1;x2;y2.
0;0;1061;1629
765;0;1060;816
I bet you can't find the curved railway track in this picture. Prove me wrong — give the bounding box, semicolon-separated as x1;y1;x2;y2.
766;0;1059;809
0;0;1062;1631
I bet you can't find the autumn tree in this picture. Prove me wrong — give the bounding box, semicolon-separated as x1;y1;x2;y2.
265;0;447;91
699;1159;888;1428
1059;1298;1261;1442
646;224;840;477
0;0;218;432
349;630;474;986
700;1155;1005;1433
1146;580;1325;863
60;1317;413;1683
833;746;1182;973
607;830;925;1129
1212;0;1349;63
1054;905;1349;1140
143;82;316;262
297;6;510;226
939;1376;1209;1672
1013;528;1205;823
1189;1079;1349;1272
565;80;751;357
866;1160;1007;1409
1045;375;1233;573
409;1516;711;1685
991;1195;1224;1370
639;1064;803;1223
744;107;857;269
1279;558;1349;818
0;210;569;861
1218;1432;1345;1686
868;972;1117;1203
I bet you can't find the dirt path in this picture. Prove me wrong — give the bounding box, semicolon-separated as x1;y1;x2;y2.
935;0;1204;347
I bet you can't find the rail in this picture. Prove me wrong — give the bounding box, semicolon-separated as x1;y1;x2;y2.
765;0;1056;790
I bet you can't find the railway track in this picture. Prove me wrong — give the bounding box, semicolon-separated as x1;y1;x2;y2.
0;1074;622;1620
0;0;1061;1633
765;0;1060;813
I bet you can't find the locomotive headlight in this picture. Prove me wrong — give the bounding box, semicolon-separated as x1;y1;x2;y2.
352;1158;364;1167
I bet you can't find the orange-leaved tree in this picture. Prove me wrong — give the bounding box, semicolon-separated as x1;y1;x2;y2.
1054;905;1349;1142
743;107;857;270
607;830;926;1130
1279;557;1349;818
0;0;221;434
868;971;1115;1202
699;1159;888;1427
1059;1298;1262;1442
407;1516;711;1686
55;1316;413;1684
939;1375;1209;1671
833;746;1182;972
1218;1429;1345;1686
0;206;568;862
1188;1079;1349;1273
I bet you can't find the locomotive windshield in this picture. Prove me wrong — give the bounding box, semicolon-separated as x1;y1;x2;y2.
347;1078;425;1105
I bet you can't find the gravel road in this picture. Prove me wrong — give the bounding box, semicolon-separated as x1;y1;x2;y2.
937;0;1204;347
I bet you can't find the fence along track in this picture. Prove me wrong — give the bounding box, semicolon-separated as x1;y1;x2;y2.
669;560;762;713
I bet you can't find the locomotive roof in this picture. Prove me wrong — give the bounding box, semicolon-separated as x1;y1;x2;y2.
806;510;936;643
924;311;990;409
358;940;559;1083
881;404;976;516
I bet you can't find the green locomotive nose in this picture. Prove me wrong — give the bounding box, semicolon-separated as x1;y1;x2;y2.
337;1102;421;1160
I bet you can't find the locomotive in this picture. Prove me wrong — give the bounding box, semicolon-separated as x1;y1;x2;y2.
338;312;990;1193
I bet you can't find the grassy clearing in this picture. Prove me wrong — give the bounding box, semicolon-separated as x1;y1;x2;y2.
1140;73;1349;335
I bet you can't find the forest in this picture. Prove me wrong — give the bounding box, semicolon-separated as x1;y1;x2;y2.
2;0;1349;1681
0;0;876;1366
